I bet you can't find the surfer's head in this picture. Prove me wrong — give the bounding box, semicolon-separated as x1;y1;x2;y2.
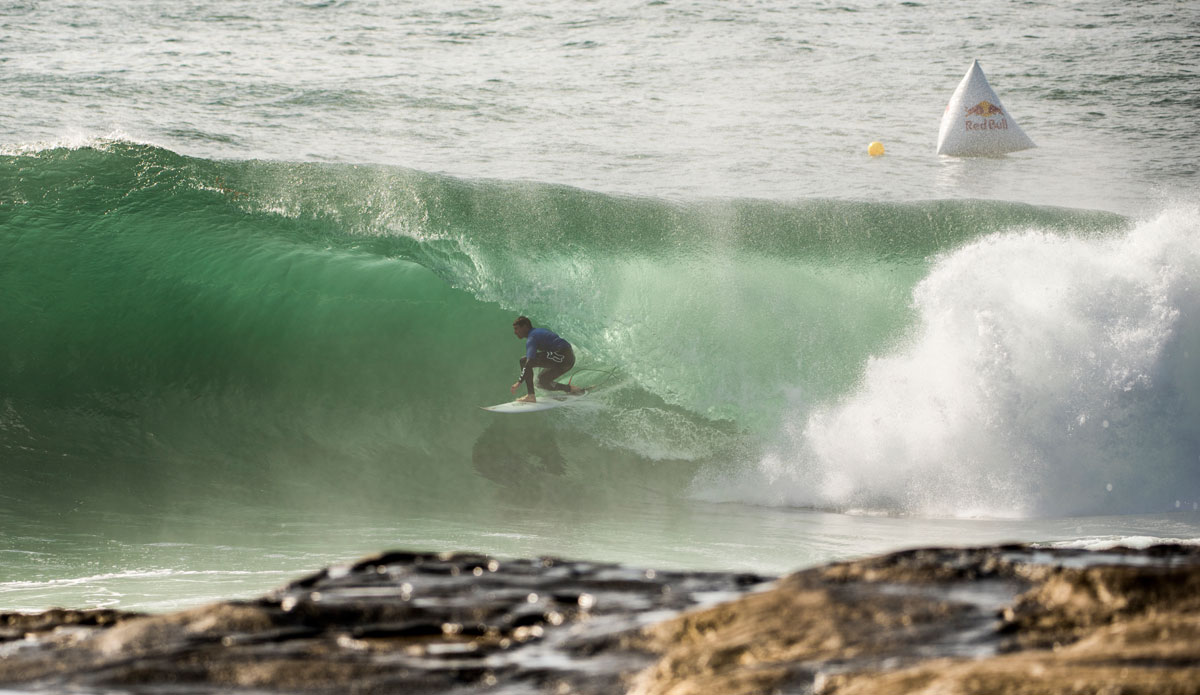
513;316;533;339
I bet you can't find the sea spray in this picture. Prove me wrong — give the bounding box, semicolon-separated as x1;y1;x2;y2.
718;206;1200;517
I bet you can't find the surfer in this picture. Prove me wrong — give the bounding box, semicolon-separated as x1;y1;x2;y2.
510;316;585;403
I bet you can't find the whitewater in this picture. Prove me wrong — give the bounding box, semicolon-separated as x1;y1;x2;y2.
2;0;1198;611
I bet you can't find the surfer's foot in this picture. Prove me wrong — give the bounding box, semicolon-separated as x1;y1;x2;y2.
517;394;537;403
568;385;585;395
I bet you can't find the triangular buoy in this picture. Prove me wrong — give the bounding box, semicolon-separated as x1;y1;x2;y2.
936;60;1035;156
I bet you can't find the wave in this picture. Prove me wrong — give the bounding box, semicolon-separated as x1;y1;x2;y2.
6;139;1194;518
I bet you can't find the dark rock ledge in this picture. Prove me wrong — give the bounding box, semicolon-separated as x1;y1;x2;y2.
2;545;1199;695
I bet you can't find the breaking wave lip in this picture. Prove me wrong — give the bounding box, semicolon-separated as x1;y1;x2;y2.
0;129;149;156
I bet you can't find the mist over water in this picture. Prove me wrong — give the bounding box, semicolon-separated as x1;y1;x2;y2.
3;0;1199;610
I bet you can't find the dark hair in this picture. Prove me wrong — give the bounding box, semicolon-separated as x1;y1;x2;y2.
513;316;533;329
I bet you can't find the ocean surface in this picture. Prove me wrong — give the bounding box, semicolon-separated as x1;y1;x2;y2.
2;0;1199;612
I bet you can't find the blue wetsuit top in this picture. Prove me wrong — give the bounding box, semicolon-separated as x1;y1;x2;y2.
517;327;572;384
525;327;571;362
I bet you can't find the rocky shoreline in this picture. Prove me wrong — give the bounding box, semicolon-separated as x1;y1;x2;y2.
2;544;1198;694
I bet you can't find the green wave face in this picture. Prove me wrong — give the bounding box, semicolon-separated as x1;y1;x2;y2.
1;142;1146;516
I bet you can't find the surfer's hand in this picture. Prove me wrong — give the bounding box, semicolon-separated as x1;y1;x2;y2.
511;382;519;394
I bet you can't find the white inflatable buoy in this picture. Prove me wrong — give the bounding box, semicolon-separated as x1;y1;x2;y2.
936;60;1035;156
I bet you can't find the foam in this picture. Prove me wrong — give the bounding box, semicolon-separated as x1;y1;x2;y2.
1038;536;1200;551
721;205;1200;518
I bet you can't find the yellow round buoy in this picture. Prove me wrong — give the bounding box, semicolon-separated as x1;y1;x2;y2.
868;141;885;157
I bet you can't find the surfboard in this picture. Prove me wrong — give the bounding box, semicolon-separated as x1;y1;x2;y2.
481;391;586;413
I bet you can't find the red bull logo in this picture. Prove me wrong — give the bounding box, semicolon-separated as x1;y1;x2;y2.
964;101;1005;117
963;100;1009;131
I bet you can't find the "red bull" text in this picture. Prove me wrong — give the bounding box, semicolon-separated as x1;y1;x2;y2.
965;118;1009;131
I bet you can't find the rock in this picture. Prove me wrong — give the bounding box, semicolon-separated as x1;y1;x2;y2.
1;545;1198;694
628;545;1200;695
0;551;765;694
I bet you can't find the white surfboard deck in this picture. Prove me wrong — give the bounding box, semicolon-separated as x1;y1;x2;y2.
481;391;587;413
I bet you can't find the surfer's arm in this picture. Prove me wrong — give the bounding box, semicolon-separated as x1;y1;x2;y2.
513;338;537;392
517;339;538;380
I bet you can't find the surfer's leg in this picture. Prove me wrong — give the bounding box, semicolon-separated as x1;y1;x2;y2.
536;350;576;392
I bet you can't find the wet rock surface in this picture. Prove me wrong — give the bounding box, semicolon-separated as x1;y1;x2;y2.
2;545;1199;694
